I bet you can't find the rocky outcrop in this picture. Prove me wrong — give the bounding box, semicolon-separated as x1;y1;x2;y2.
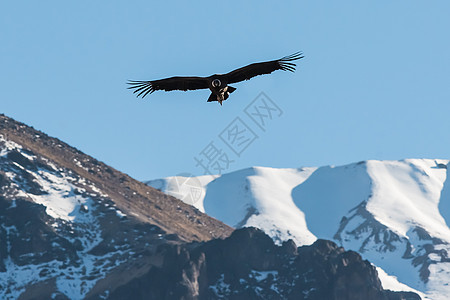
103;228;421;300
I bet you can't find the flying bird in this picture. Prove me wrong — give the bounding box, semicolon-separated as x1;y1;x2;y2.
128;52;303;106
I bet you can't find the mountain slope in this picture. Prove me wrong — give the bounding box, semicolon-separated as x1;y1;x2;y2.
0;114;232;242
0;114;232;299
147;160;450;299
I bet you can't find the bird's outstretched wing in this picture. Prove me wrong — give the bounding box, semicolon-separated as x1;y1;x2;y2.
127;76;209;98
224;52;304;84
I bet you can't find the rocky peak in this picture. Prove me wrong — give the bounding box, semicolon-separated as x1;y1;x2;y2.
104;227;421;300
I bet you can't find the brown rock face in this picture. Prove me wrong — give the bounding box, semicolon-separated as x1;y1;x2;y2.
0;114;232;243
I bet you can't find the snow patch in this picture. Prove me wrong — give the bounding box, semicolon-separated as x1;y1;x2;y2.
376;267;429;299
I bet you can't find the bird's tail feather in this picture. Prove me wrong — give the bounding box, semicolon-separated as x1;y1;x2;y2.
207;93;216;102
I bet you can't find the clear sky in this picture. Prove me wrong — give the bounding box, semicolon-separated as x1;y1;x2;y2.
2;1;450;180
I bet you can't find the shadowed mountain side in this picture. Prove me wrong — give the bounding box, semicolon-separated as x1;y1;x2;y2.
98;227;420;300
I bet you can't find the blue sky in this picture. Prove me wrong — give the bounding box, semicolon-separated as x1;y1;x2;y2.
2;1;450;180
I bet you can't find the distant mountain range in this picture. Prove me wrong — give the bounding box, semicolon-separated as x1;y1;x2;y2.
0;114;419;299
148;159;450;299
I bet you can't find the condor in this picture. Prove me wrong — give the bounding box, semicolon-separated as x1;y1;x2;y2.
128;52;303;106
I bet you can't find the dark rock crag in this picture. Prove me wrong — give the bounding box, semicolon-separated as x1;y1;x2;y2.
104;228;420;300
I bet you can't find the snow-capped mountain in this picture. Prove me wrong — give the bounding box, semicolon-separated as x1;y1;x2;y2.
1;114;417;299
147;159;450;299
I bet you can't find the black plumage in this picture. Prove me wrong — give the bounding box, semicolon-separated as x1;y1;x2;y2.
128;52;303;105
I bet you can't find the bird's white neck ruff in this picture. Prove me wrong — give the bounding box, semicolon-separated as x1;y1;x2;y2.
212;79;221;87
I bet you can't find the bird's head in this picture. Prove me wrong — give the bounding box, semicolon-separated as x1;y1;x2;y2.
212;79;221;88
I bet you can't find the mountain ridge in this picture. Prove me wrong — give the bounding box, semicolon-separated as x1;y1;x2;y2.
147;159;450;299
101;227;420;300
0;114;232;242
